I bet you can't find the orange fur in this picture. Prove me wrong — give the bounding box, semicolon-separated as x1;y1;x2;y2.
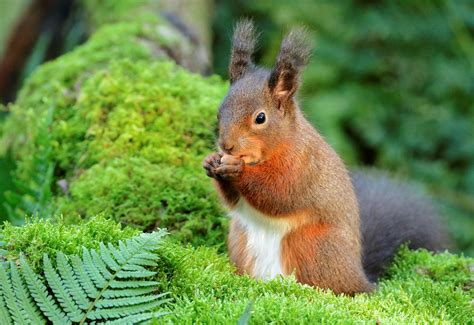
237;141;305;216
281;222;329;275
282;223;373;295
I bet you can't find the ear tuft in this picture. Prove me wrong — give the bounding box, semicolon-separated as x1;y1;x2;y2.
268;27;313;105
229;19;258;84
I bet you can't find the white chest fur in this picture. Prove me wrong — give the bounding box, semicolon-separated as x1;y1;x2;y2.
229;199;292;280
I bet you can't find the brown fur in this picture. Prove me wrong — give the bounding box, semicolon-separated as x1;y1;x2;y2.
203;20;373;294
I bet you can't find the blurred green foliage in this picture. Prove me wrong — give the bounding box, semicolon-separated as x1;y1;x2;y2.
213;0;474;254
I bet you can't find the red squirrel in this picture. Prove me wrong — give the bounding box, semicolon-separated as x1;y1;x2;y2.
203;20;449;295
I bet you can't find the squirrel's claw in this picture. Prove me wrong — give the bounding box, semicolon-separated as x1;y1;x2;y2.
203;152;222;179
203;152;243;180
215;161;243;180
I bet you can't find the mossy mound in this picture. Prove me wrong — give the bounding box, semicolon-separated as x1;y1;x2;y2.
50;59;228;245
0;215;139;272
1;6;228;245
2;216;472;323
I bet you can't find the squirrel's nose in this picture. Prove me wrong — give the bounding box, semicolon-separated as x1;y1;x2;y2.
220;141;234;154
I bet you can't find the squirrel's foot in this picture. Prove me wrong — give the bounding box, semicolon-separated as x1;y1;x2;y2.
202;152;222;179
203;153;243;180
215;154;243;180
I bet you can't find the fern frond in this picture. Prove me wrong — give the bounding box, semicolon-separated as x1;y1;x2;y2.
82;248;108;288
20;255;71;324
99;242;121;271
79;230;168;323
86;298;168;321
9;262;45;324
43;254;83;322
0;230;169;324
56;252;90;310
0;292;12;325
95;293;167;308
70;254;99;299
109;280;160;288
4;106;55;224
101;286;157;298
105;311;169;325
0;263;29;324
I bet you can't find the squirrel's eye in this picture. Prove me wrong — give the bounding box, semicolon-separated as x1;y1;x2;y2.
255;112;266;124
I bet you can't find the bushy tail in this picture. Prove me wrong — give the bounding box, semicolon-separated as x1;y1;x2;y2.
352;170;450;282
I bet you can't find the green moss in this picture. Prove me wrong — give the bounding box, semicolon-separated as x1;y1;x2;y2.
47;59;228;245
56;157;227;247
154;243;473;323
1;215;138;272
2;217;471;323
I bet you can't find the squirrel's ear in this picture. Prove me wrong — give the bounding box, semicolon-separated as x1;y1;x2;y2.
268;27;312;109
229;19;258;84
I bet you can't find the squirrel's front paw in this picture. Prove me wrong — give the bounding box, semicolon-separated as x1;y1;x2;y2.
202;152;222;179
215;154;243;180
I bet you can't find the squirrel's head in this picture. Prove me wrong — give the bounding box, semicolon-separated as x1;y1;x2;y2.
217;19;312;165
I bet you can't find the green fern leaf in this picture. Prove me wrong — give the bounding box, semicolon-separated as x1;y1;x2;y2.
109;280;160;289
0;233;12;325
86;298;168;320
70;254;100;299
101;287;157;298
95;293;167;308
91;249;113;280
0;230;168;324
82;248;108;288
116;270;157;278
0;292;12;325
79;230;168;323
56;252;90;310
43;254;83;322
108;243;127;265
20;255;71;324
99;243;121;272
104;311;169;325
0;263;29;324
9;262;45;324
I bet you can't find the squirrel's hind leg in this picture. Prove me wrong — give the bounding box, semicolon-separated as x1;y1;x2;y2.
281;223;374;295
